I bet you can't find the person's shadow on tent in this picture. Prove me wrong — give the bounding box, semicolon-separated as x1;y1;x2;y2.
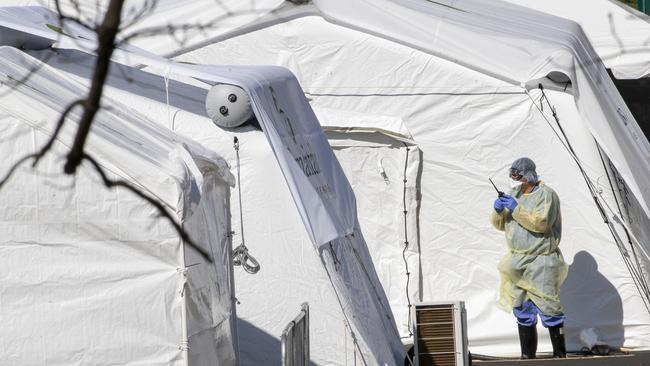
560;251;624;351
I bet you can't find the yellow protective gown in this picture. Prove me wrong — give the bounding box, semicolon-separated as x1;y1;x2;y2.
491;182;568;315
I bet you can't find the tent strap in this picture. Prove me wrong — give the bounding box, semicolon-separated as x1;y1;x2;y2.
232;136;260;274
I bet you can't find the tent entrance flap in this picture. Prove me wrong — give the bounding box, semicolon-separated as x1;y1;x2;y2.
326;128;422;339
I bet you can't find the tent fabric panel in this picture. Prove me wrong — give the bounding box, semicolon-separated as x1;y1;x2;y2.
319;230;406;365
174;16;517;96
183;179;237;366
502;0;650;79
602;152;650;299
329;136;421;337
0;121;185;365
318;107;414;139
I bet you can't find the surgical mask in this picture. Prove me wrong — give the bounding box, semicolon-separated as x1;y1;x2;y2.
510;178;523;190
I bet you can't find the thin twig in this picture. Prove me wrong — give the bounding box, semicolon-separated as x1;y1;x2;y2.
118;10;251;45
0;154;38;188
32;99;84;167
119;0;159;31
52;0;96;34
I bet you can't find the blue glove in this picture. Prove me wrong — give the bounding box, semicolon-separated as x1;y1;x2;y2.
493;197;504;213
499;194;518;211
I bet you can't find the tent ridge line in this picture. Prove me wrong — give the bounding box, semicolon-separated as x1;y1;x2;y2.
163;4;321;60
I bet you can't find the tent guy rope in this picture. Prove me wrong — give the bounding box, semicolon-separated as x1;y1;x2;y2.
232;136;260;274
532;85;650;314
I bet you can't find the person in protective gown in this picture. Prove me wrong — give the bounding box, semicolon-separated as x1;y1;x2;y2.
491;157;568;359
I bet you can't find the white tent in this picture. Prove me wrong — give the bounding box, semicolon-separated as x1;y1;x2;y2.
121;0;650;360
503;0;650;79
0;45;238;365
0;5;407;365
4;0;650;365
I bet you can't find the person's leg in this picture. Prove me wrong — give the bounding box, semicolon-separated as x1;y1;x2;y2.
538;306;566;358
513;300;538;359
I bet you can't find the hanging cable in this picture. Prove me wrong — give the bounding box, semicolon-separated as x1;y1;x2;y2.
231;136;260;274
533;85;650;312
400;144;416;366
400;144;414;339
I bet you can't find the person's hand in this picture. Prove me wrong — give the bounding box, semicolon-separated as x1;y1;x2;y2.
493;197;504;213
499;194;518;211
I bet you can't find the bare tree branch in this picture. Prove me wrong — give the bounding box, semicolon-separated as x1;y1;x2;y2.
83;153;212;261
0;154;39;188
32;99;84;167
64;0;125;175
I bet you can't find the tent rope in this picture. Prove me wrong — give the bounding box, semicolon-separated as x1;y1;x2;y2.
400;144;414;339
536;85;650;310
596;145;650;299
532;85;650;313
232;136;260;274
400;144;416;365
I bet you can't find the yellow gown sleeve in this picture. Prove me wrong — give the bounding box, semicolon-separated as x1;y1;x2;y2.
491;210;506;231
512;190;558;233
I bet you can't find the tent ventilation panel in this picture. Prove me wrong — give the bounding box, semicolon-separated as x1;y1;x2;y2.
412;301;468;366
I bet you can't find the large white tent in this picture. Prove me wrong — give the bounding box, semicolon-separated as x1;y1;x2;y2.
3;0;650;365
132;0;650;357
130;0;650;361
0;45;238;365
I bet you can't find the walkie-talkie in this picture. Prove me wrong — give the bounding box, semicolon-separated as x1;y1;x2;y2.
489;178;505;197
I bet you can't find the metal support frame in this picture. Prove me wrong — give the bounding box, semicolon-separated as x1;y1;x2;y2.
281;302;310;366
